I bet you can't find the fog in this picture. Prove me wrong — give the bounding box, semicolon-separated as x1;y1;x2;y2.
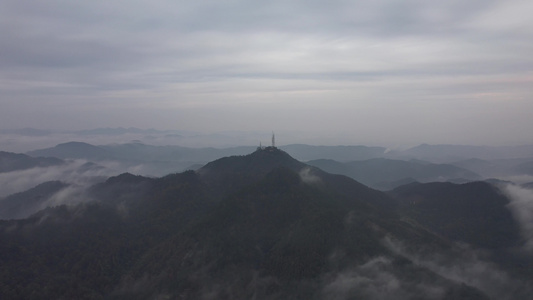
322;256;445;300
0;160;111;198
382;237;533;300
503;184;533;251
299;167;322;185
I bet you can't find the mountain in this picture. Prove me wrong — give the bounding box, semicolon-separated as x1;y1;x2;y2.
26;142;258;176
450;157;533;179
307;158;481;190
27;141;114;161
198;147;396;210
389;181;521;249
514;161;533;176
280;144;388;161
450;158;503;178
26;141;387;166
27;140;533;180
399;144;495;162
0;181;69;219
0;147;530;299
76;127;164;135
117;166;486;299
399;144;533;163
24;142;392;177
101;142;255;163
0;151;64;173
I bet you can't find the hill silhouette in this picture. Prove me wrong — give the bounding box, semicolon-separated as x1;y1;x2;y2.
0;181;69;219
0;151;64;173
27;141;114;160
0;148;530;299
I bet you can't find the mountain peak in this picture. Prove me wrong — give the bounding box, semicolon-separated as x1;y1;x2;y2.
250;145;293;159
199;147;304;175
27;141;113;160
196;147;307;197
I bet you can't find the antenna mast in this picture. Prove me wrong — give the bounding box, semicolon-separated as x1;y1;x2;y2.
272;132;275;148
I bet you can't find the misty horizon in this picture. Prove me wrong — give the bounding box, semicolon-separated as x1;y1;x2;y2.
2;126;533;153
1;1;532;147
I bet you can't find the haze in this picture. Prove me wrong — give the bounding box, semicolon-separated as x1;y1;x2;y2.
1;0;532;146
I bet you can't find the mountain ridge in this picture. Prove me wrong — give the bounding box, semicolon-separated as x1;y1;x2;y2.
0;151;64;173
0;147;531;299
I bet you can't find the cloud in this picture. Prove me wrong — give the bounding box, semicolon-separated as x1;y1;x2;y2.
495;174;533;185
503;184;533;251
0;158;163;218
0;159;115;197
1;1;532;145
43;184;93;209
299;167;322;185
322;256;445;300
382;236;533;299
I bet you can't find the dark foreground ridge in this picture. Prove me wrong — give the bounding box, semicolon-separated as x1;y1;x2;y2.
0;148;531;299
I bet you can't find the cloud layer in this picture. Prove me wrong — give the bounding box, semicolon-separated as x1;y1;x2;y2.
0;160;112;197
1;0;532;145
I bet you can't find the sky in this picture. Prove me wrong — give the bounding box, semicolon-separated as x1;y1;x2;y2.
1;0;532;146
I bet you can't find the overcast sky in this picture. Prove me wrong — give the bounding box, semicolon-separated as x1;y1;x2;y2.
1;0;532;146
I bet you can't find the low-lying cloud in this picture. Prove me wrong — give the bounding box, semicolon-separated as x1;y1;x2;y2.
44;184;93;209
382;236;533;300
299;167;322;185
0;159;161;219
0;159;115;197
503;184;533;251
322;256;445;300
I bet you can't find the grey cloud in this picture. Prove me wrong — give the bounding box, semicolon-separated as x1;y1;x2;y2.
322;256;446;300
42;184;92;210
503;184;533;251
0;0;516;78
0;158;156;218
0;159;113;197
1;0;532;145
383;237;533;299
299;167;322;185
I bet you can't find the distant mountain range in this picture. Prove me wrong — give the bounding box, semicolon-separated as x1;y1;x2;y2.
25;142;392;176
24;140;533;180
27;141;114;161
0;147;531;299
4;126;533;159
0;127;187;136
398;143;533;162
307;158;481;190
27;141;390;163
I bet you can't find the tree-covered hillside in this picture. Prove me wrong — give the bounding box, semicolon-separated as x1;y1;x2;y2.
0;148;531;299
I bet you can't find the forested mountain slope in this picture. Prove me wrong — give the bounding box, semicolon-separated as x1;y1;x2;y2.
1;148;531;299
